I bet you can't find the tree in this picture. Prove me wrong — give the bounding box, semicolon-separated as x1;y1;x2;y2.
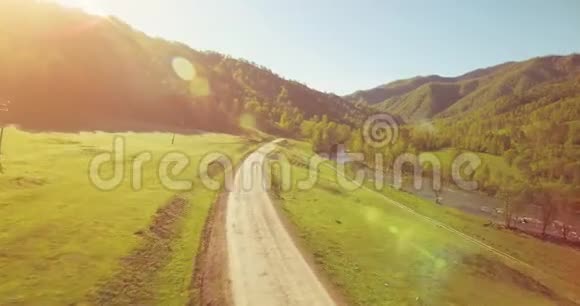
498;186;518;228
278;110;291;130
275;86;289;105
474;165;490;190
553;189;578;240
300;120;316;138
534;187;556;238
311;128;324;152
348;129;364;153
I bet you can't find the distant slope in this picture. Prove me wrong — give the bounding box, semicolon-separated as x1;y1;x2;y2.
347;75;447;106
0;0;361;132
346;56;580;122
345;62;512;106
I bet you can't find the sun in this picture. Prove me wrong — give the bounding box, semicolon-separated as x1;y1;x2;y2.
51;0;107;16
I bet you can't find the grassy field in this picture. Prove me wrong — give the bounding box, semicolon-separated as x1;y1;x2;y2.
430;148;524;184
274;140;580;306
0;127;257;305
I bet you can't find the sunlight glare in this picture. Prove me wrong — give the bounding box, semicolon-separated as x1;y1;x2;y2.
172;57;196;81
51;0;107;16
189;77;211;97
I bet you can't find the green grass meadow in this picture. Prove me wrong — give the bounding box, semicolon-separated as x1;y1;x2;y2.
275;141;580;306
0;127;255;305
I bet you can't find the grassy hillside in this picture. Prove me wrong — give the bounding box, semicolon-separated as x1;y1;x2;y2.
346;55;579;122
345;62;513;106
341;55;580;231
0;128;257;305
347;75;449;105
0;0;362;133
376;82;463;121
273;141;580;305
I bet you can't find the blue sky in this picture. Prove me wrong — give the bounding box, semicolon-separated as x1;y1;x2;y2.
56;0;580;94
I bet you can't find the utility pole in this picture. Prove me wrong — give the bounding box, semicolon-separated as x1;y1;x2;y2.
0;100;9;154
0;127;4;154
0;100;9;173
171;117;186;145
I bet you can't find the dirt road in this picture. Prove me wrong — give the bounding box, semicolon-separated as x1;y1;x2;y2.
225;142;336;306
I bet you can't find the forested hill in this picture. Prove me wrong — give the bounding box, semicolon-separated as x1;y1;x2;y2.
0;0;362;132
346;55;580;122
345;54;580;195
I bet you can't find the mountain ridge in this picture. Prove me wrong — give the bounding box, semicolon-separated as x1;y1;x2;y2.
0;0;363;133
346;55;580;122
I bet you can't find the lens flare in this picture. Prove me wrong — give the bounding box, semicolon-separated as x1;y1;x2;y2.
172;57;196;81
189;77;211;97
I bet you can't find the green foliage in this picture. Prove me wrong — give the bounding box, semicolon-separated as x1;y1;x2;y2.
345;55;580;228
299;115;352;153
0;0;363;133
